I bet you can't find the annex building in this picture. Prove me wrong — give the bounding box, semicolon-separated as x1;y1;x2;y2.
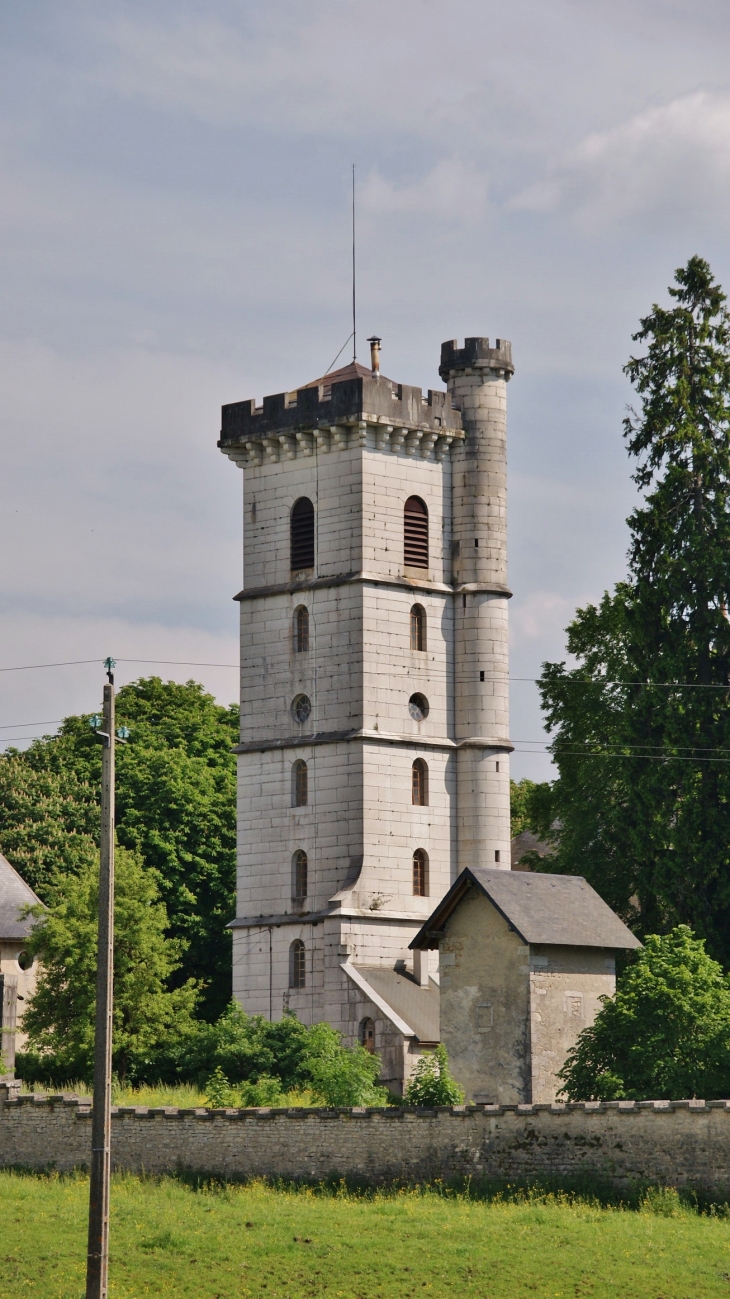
218;336;514;1091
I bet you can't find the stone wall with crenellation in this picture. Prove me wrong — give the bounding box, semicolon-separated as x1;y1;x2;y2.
3;1086;730;1195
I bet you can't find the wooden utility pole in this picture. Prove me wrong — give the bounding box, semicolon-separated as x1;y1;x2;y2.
85;665;116;1299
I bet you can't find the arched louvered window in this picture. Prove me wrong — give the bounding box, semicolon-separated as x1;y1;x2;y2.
412;759;428;806
293;850;308;900
410;604;426;651
293;760;308;807
404;496;428;569
291;497;315;571
360;1018;375;1053
413;849;429;897
294;605;309;652
289;939;306;989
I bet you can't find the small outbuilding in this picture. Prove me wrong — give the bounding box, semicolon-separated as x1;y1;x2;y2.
410;867;641;1104
0;852;42;1073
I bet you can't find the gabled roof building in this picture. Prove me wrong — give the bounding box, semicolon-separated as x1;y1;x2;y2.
0;852;42;1074
411;867;640;1104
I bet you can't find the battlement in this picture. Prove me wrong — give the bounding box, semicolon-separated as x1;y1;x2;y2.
219;374;462;448
3;1085;730;1191
439;337;514;380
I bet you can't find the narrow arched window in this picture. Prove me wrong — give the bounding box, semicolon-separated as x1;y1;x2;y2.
360;1018;375;1053
410;604;426;651
413;849;429;897
291;497;315;571
293;760;308;807
404;496;428;568
412;759;428;806
289;939;306;989
294;605;309;652
293;850;308;900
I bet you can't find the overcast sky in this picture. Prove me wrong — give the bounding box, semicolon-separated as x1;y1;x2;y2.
2;1;730;777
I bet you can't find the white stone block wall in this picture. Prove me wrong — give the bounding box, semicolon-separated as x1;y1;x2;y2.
447;358;512;867
229;339;513;1076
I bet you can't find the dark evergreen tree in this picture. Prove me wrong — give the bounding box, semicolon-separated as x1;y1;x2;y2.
535;258;730;962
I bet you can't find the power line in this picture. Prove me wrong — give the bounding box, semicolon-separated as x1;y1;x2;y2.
4;655;730;692
0;719;63;730
512;746;730;763
0;658;102;673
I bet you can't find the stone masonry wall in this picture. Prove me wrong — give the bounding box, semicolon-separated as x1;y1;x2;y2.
3;1087;730;1195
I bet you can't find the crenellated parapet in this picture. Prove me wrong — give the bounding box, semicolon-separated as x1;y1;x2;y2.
439;337;514;381
218;374;463;468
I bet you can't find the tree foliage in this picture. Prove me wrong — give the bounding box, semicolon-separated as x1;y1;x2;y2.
19;847;198;1083
558;926;730;1101
299;1022;387;1107
535;258;730;959
0;677;238;1018
403;1044;464;1106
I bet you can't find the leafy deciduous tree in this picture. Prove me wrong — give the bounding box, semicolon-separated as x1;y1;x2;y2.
19;846;198;1083
558;926;730;1101
0;677;238;1018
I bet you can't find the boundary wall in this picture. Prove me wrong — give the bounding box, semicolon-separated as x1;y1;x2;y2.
2;1087;730;1193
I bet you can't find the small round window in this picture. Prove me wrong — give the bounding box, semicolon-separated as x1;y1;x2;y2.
292;695;312;725
17;951;33;971
408;693;429;721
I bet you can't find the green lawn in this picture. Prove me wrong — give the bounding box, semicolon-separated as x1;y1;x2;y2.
3;1172;730;1298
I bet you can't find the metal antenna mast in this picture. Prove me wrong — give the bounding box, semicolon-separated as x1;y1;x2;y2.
352;163;356;362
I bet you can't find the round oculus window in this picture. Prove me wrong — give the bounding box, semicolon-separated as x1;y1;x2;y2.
408;693;429;721
17;951;33;971
292;694;312;724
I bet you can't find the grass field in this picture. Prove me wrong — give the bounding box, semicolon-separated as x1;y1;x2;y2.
3;1172;730;1298
19;1081;319;1109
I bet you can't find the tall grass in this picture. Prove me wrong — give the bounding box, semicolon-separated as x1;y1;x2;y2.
17;1079;319;1109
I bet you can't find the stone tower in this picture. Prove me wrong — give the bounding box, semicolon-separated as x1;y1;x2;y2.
218;337;513;1091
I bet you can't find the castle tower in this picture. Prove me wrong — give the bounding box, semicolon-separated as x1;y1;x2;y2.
440;339;514;870
218;337;514;1091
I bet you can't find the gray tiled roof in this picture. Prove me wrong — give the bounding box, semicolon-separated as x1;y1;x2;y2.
410;867;642;951
352;966;439;1043
0;852;43;940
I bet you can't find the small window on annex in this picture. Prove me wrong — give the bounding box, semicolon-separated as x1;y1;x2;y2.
411;758;428;806
291;497;315;571
292;849;308;900
404;496;428;569
410;604;426;651
292;760;308;807
294;605;310;652
360;1017;375;1053
289;939;306;989
412;849;429;897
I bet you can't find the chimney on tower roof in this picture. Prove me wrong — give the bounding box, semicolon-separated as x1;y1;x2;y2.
367;336;381;376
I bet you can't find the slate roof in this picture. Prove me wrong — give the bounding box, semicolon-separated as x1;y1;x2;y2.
300;360;391;388
0;852;43;940
349;966;440;1044
410;867;642;952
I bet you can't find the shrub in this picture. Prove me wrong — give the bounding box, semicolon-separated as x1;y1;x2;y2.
404;1045;464;1106
301;1023;389;1107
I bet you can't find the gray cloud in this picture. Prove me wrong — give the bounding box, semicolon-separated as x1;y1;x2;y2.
0;0;728;778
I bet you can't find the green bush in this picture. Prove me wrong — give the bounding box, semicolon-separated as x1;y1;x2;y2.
404;1044;464;1106
300;1022;389;1107
558;925;730;1101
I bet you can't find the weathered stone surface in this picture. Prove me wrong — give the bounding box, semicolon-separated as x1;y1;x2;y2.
2;1087;729;1194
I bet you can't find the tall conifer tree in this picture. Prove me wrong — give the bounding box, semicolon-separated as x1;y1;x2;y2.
537;258;730;961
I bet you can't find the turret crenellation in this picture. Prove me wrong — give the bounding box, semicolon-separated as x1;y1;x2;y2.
439;337;514;382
